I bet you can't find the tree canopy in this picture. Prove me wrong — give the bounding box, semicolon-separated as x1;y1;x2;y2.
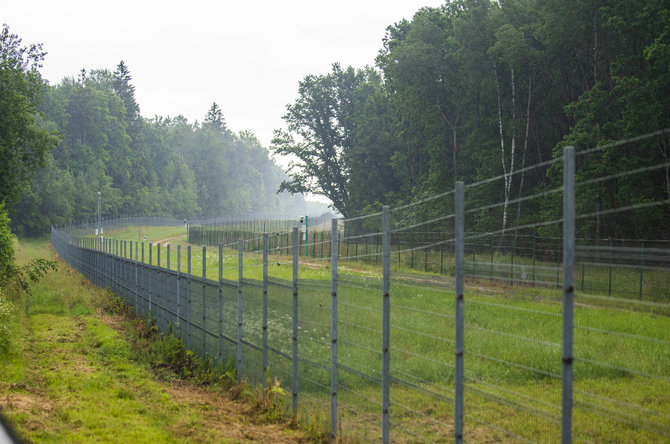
0;23;59;208
10;63;309;236
272;0;670;238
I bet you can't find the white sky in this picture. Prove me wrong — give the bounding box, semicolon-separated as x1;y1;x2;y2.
4;0;445;148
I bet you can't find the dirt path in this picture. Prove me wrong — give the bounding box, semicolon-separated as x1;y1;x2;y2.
153;234;184;245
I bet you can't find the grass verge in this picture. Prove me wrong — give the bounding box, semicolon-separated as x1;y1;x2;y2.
0;237;310;443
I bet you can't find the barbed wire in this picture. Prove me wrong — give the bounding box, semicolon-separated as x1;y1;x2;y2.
575;324;670;345
576;161;669;188
465;414;537;443
341;211;383;223
576;127;670;158
576;357;669;382
391;324;455;346
392;213;456;233
574;398;670;437
465;156;562;192
466;384;561;425
465;324;561;348
575;389;670;421
576;291;670;309
467;350;560;379
391;189;456;213
338;338;383;357
53;127;670;443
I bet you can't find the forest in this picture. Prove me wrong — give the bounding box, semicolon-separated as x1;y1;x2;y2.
273;0;670;239
2;0;670;241
6;62;311;236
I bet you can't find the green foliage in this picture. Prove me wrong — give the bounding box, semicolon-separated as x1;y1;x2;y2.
272;0;670;239
256;376;286;422
0;288;15;355
128;309;230;385
0;24;60;209
10;61;309;235
12;258;59;295
271;63;379;218
0;202;57;292
0;202;14;286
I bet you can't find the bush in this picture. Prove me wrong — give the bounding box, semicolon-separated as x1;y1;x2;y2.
0;202;57;293
0;288;15;355
0;203;15;287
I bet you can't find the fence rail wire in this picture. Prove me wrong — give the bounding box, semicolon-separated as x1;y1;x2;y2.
53;133;670;443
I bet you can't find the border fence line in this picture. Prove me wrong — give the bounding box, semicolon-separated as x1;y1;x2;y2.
52;140;670;442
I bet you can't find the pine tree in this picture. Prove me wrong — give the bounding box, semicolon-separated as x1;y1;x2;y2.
112;60;140;125
203;102;227;131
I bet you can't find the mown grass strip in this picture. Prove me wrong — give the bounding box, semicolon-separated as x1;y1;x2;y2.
0;238;308;443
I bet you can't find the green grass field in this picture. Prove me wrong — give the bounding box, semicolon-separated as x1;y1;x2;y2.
0;237;307;443
61;225;670;442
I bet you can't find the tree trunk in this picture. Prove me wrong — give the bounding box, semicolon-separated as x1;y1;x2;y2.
494;61;508;237
661;138;670;201
435;87;459;182
500;66;516;236
515;75;532;226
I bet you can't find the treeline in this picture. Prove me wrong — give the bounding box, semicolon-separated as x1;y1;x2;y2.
11;63;308;236
273;0;670;239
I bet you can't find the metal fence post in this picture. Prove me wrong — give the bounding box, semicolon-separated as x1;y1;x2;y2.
123;241;127;302
149;243;153;317
382;206;391;444
187;245;192;350
135;240;138;314
177;245;181;337
157;243;161;328
141;242;145;315
330;218;339;441
113;239;117;294
292;226;299;416
238;239;244;384
202;246;207;359
455;182;465;444
262;233;269;389
95;237;100;286
217;243;223;364
167;244;171;328
562;146;575;444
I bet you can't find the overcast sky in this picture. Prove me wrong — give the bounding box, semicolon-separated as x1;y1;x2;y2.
5;0;445;148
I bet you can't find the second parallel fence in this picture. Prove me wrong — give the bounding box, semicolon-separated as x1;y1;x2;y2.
52;144;670;443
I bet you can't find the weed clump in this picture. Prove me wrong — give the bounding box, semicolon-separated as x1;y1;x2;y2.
0;289;15;355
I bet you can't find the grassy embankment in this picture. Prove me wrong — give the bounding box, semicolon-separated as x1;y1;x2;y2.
59;225;670;442
0;236;309;443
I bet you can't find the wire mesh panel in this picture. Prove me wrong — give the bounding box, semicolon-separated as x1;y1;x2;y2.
188;275;205;359
240;278;264;386
265;277;295;407
294;278;332;428
50;129;670;443
569;134;670;442
204;281;220;362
